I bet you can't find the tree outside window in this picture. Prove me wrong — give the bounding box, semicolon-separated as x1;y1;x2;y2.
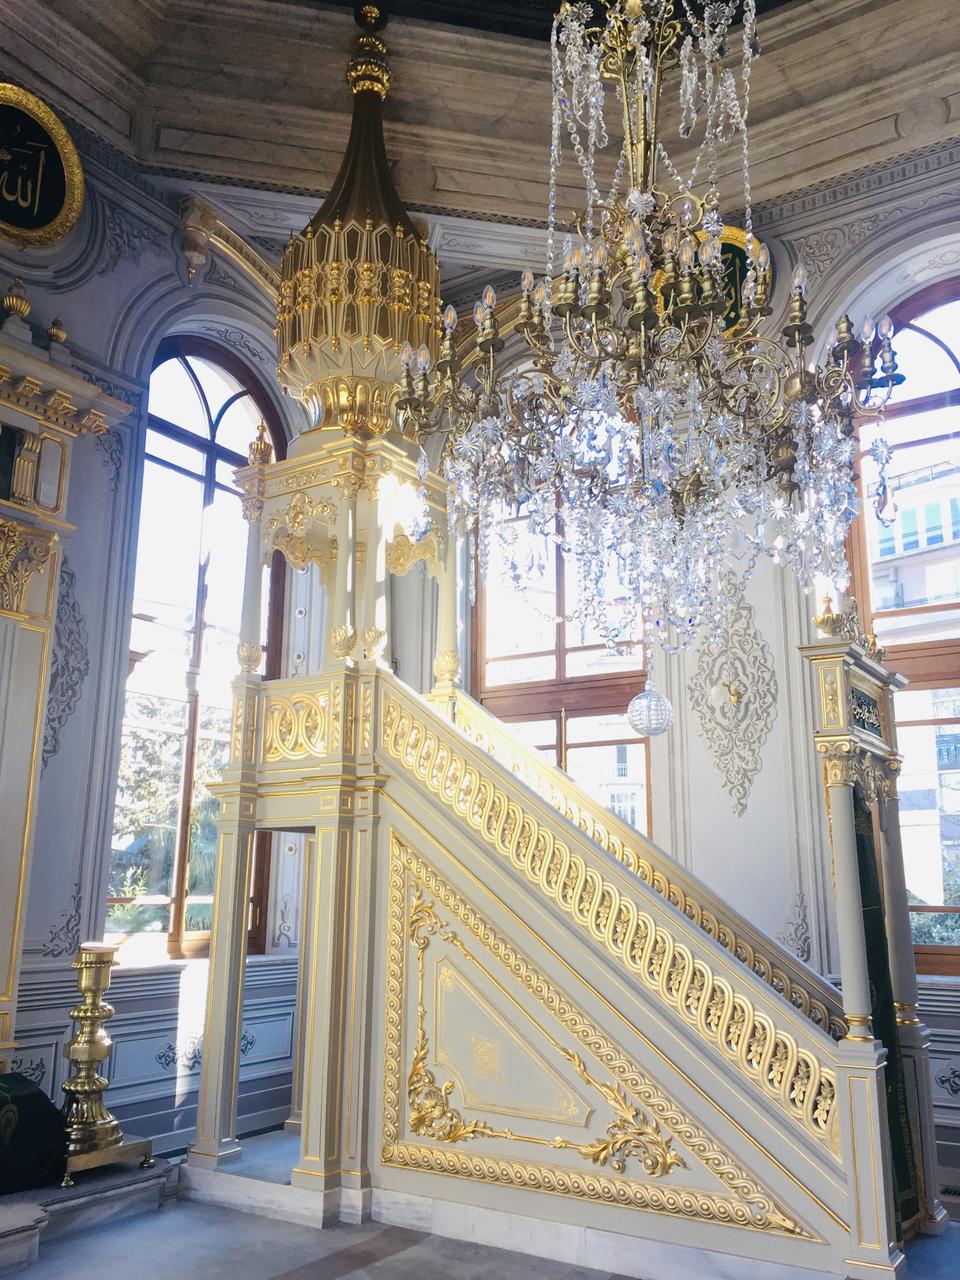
105;338;285;961
474;510;651;838
850;277;960;972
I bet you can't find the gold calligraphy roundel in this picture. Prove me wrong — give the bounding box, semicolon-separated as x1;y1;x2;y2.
0;85;84;248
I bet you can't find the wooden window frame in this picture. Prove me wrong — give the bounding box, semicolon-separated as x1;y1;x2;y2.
107;337;287;961
847;276;960;974
471;526;653;837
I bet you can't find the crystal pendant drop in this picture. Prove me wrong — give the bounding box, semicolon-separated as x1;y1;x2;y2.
627;685;674;737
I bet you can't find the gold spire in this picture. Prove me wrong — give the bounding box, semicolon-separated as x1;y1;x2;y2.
275;4;441;435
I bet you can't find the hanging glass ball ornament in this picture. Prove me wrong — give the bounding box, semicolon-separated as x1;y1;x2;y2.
627;684;674;737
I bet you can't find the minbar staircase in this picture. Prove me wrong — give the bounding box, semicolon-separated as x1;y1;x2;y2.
187;666;947;1280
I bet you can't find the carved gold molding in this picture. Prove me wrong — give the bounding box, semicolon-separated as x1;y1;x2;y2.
384;834;815;1237
236;641;262;673
818;741;898;804
381;691;841;1155
331;624;358;659
386;529;444;577
432;649;461;685
262;690;330;761
0;518;55;615
448;693;846;1041
407;888;684;1175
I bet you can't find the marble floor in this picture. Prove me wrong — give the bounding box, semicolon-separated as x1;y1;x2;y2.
19;1196;960;1280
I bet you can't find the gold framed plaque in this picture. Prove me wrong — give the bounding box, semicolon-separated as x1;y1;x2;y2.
0;84;84;249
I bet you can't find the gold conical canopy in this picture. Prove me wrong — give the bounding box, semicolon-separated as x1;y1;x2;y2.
276;4;441;434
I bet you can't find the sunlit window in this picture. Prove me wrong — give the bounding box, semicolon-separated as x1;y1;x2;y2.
852;278;960;971
105;341;284;961
475;510;650;837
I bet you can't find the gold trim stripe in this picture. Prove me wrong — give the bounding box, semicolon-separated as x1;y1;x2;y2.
449;694;846;1041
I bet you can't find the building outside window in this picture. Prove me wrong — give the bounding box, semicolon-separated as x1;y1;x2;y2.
104;338;285;961
473;511;651;837
850;276;960;972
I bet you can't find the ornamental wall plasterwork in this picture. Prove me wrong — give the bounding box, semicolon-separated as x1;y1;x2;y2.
687;592;779;817
42;556;90;772
384;834;811;1237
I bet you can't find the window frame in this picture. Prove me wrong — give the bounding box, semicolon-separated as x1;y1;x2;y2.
472;527;653;838
847;276;960;975
106;336;287;961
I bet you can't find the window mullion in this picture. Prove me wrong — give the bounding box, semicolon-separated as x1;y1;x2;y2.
167;448;216;958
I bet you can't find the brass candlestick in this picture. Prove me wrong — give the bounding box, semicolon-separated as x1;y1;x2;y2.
60;942;153;1187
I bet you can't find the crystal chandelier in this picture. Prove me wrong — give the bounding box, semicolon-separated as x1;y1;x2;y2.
395;0;901;666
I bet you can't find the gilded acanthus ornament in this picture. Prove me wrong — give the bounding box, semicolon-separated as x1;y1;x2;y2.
331;624;358;659
236;641;262;673
813;596;886;663
362;626;388;660
432;649;461;685
385;528;443;577
0;519;55;614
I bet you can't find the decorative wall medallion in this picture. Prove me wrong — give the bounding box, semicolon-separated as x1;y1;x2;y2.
688;591;779;816
777;891;812;963
937;1064;960;1098
42;556;89;770
41;879;82;958
0;84;84;248
93;429;124;492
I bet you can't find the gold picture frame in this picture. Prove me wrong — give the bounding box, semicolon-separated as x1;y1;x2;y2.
0;84;85;249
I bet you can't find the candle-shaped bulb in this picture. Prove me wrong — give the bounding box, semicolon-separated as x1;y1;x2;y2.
571;247;585;270
473;300;485;329
860;315;876;344
756;242;770;272
592;243;607;269
698;239;716;269
663;227;677;255
416;345;432;373
678;239;695;272
482;284;497;311
521;269;534;293
443;304;458;334
399;341;414;369
636;252;651;279
878;314;894;339
791;262;808;294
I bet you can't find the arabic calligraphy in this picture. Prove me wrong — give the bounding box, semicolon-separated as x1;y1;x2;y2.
0;85;83;247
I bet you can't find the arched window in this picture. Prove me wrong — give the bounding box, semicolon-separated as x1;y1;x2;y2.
474;511;651;836
850;277;960;971
105;338;286;961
